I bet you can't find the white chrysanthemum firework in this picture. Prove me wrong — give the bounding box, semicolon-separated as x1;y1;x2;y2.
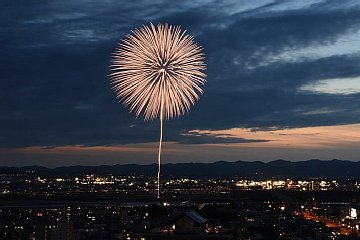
110;23;206;120
110;23;206;199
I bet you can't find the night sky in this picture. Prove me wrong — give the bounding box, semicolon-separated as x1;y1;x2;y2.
2;0;360;167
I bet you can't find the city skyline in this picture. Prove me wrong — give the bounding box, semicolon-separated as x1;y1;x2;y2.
2;0;360;166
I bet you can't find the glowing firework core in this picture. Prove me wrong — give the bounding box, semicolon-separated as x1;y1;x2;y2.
110;23;206;199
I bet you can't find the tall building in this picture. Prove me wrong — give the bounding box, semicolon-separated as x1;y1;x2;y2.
34;205;76;240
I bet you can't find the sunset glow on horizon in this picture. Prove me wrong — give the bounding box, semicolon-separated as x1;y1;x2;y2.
2;123;360;167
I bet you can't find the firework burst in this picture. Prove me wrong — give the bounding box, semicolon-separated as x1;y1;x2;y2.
110;23;206;198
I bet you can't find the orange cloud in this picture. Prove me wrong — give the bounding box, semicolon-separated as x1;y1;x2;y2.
188;123;360;148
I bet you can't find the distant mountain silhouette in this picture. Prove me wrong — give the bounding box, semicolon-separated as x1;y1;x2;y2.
0;159;359;178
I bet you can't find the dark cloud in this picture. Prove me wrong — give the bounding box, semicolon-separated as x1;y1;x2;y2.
177;132;269;145
2;0;360;149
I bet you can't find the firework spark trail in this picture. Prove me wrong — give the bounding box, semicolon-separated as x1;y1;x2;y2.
110;23;206;199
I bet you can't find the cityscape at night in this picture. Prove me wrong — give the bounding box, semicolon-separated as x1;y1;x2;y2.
0;165;359;239
3;0;360;239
